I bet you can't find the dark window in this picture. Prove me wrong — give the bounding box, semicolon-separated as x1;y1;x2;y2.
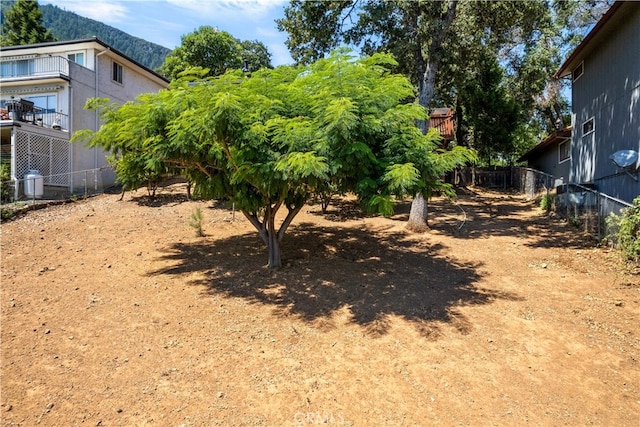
559;140;570;163
572;62;583;82
582;117;594;136
68;52;84;66
112;62;123;84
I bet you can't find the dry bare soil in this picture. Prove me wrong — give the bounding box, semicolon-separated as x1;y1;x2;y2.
1;184;639;426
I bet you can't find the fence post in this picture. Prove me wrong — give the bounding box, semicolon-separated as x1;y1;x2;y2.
84;170;88;196
596;192;601;239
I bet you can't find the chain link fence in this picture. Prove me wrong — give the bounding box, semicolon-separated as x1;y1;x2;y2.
1;167;114;217
555;183;631;239
457;167;554;198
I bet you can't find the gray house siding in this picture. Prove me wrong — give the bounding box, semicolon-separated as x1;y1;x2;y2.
517;126;572;185
569;2;640;203
528;144;571;184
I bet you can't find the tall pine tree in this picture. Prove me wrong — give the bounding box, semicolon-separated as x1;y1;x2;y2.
1;0;56;46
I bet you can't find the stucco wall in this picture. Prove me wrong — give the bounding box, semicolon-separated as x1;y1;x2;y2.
68;47;167;175
69;61;106;172
95;52;166;104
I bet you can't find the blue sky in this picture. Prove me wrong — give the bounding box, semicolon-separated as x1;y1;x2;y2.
40;0;293;66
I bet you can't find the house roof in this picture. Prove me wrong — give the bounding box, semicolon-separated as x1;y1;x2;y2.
555;1;628;78
430;108;454;118
518;126;572;163
0;37;169;84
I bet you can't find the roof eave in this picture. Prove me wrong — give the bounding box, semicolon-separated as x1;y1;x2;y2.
518;126;572;162
554;1;625;79
0;37;169;85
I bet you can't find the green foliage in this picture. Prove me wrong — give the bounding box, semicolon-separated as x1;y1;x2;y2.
78;50;469;267
1;162;12;203
1;0;55;45
277;0;611;160
276;0;356;65
105;152;166;198
606;197;640;262
459;49;521;165
158;26;272;80
539;193;554;212
189;207;204;237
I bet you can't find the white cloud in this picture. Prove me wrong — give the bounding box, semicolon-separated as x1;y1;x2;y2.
166;0;287;18
42;0;128;24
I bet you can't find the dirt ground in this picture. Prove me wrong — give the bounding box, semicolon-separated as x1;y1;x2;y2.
1;183;639;426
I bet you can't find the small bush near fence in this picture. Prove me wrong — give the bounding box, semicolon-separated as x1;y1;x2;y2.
0;163;11;203
539;193;554;213
605;196;640;263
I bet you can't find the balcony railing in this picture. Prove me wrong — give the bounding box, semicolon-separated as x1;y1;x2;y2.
0;56;69;79
25;111;69;131
0;106;69;132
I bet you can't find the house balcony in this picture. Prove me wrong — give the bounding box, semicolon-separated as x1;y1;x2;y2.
0;56;70;82
1;100;69;132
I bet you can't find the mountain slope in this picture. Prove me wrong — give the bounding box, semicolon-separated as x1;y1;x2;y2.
39;4;171;70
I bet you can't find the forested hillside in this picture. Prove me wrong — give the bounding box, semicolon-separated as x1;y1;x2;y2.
38;4;171;70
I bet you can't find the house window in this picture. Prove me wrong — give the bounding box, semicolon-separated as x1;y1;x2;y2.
572;62;583;82
0;59;34;77
112;62;123;84
67;52;85;66
582;117;594;136
26;94;57;114
558;140;570;163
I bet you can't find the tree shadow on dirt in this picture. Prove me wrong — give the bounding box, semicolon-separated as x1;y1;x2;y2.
148;223;522;338
123;179;192;207
128;192;191;208
395;189;598;250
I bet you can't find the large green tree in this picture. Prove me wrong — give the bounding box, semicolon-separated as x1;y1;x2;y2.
158;26;272;80
276;0;610;227
0;0;55;45
458;49;521;165
77;51;473;268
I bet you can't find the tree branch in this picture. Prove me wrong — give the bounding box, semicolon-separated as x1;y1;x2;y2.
242;211;268;245
339;0;360;32
277;201;304;243
195;162;212;177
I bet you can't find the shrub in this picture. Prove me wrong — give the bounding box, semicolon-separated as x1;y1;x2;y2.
606;196;640;262
539;193;553;212
0;163;12;203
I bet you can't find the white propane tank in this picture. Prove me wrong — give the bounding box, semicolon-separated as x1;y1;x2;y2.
24;170;44;198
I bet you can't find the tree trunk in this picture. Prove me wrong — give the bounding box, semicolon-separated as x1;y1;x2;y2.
417;62;438;134
406;192;430;232
266;213;282;269
242;200;304;269
407;0;459;231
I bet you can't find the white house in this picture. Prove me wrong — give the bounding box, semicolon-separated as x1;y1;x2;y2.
0;37;169;199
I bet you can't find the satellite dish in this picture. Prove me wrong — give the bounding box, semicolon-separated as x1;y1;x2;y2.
610;149;639;168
